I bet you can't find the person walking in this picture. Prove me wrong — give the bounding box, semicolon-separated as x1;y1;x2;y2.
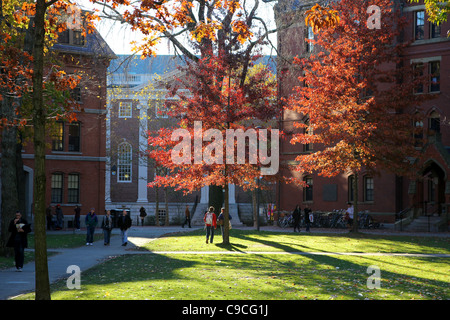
345;202;354;231
102;210;113;245
139;207;147;226
85;208;98;245
182;205;191;228
74;205;81;231
7;211;31;272
203;206;217;244
304;204;312;232
292;205;301;232
117;209;132;246
55;204;64;230
217;207;232;240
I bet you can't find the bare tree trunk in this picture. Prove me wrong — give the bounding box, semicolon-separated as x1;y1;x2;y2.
252;189;257;228
155;187;160;226
164;187;169;226
352;172;359;233
223;183;230;244
32;0;51;300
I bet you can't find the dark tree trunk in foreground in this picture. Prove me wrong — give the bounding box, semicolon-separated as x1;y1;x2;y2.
32;0;51;300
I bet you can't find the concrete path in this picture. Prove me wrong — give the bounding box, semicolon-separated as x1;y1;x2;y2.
0;226;201;300
0;225;449;300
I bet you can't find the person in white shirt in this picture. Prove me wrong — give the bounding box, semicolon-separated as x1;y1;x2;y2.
346;202;354;230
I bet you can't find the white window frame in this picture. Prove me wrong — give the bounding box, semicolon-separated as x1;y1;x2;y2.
118;142;132;182
119;101;132;118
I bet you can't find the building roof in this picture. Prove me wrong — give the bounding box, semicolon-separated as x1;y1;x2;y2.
53;28;117;60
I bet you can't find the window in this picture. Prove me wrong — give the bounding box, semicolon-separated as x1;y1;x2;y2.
118;142;132;182
57;29;85;46
68;174;80;203
52;121;64;151
430;23;441;38
51;173;64;203
119;101;132;118
414;11;425;40
429;61;440;92
72;30;85;46
70;86;82;103
305;26;314;53
68;122;81;152
303;176;313;202
413;118;424;147
154;100;170;118
364;176;374;202
57;30;70;44
303;119;313;152
348;175;355;202
429;112;441;133
413;63;424;94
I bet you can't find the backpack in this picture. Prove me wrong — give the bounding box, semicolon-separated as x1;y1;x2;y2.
205;212;213;225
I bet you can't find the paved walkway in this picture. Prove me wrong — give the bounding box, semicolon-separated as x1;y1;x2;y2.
1;225;449;300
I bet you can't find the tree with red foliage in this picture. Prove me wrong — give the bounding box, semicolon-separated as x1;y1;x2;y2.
148;50;281;244
286;0;432;232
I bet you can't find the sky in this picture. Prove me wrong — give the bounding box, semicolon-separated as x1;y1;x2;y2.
74;0;278;56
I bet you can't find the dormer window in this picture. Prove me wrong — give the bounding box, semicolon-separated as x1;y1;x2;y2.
57;29;85;46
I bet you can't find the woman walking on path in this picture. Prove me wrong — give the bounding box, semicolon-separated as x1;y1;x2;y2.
7;211;31;272
102;210;113;245
85;208;98;245
182;205;191;228
203;206;217;244
304;205;312;232
292;205;301;232
139;207;147;226
118;210;132;246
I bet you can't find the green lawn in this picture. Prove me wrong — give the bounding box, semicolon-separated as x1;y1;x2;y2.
141;229;450;254
14;229;450;300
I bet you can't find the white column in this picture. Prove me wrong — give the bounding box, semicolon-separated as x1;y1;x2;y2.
105;102;112;204
200;185;209;203
228;184;236;204
137;103;148;203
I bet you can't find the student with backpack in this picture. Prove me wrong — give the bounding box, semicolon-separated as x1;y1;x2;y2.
203;206;217;244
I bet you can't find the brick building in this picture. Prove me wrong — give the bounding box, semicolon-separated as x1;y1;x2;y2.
274;0;450;230
18;26;115;227
106;55;278;225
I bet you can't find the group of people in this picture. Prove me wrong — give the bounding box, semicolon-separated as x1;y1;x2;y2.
291;204;313;232
85;209;132;246
46;204;82;231
291;202;355;232
203;206;231;244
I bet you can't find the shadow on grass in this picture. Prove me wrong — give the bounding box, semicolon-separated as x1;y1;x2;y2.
32;228;449;300
42;250;450;300
214;242;248;252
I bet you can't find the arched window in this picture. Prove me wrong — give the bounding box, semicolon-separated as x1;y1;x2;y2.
118;142;132;182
